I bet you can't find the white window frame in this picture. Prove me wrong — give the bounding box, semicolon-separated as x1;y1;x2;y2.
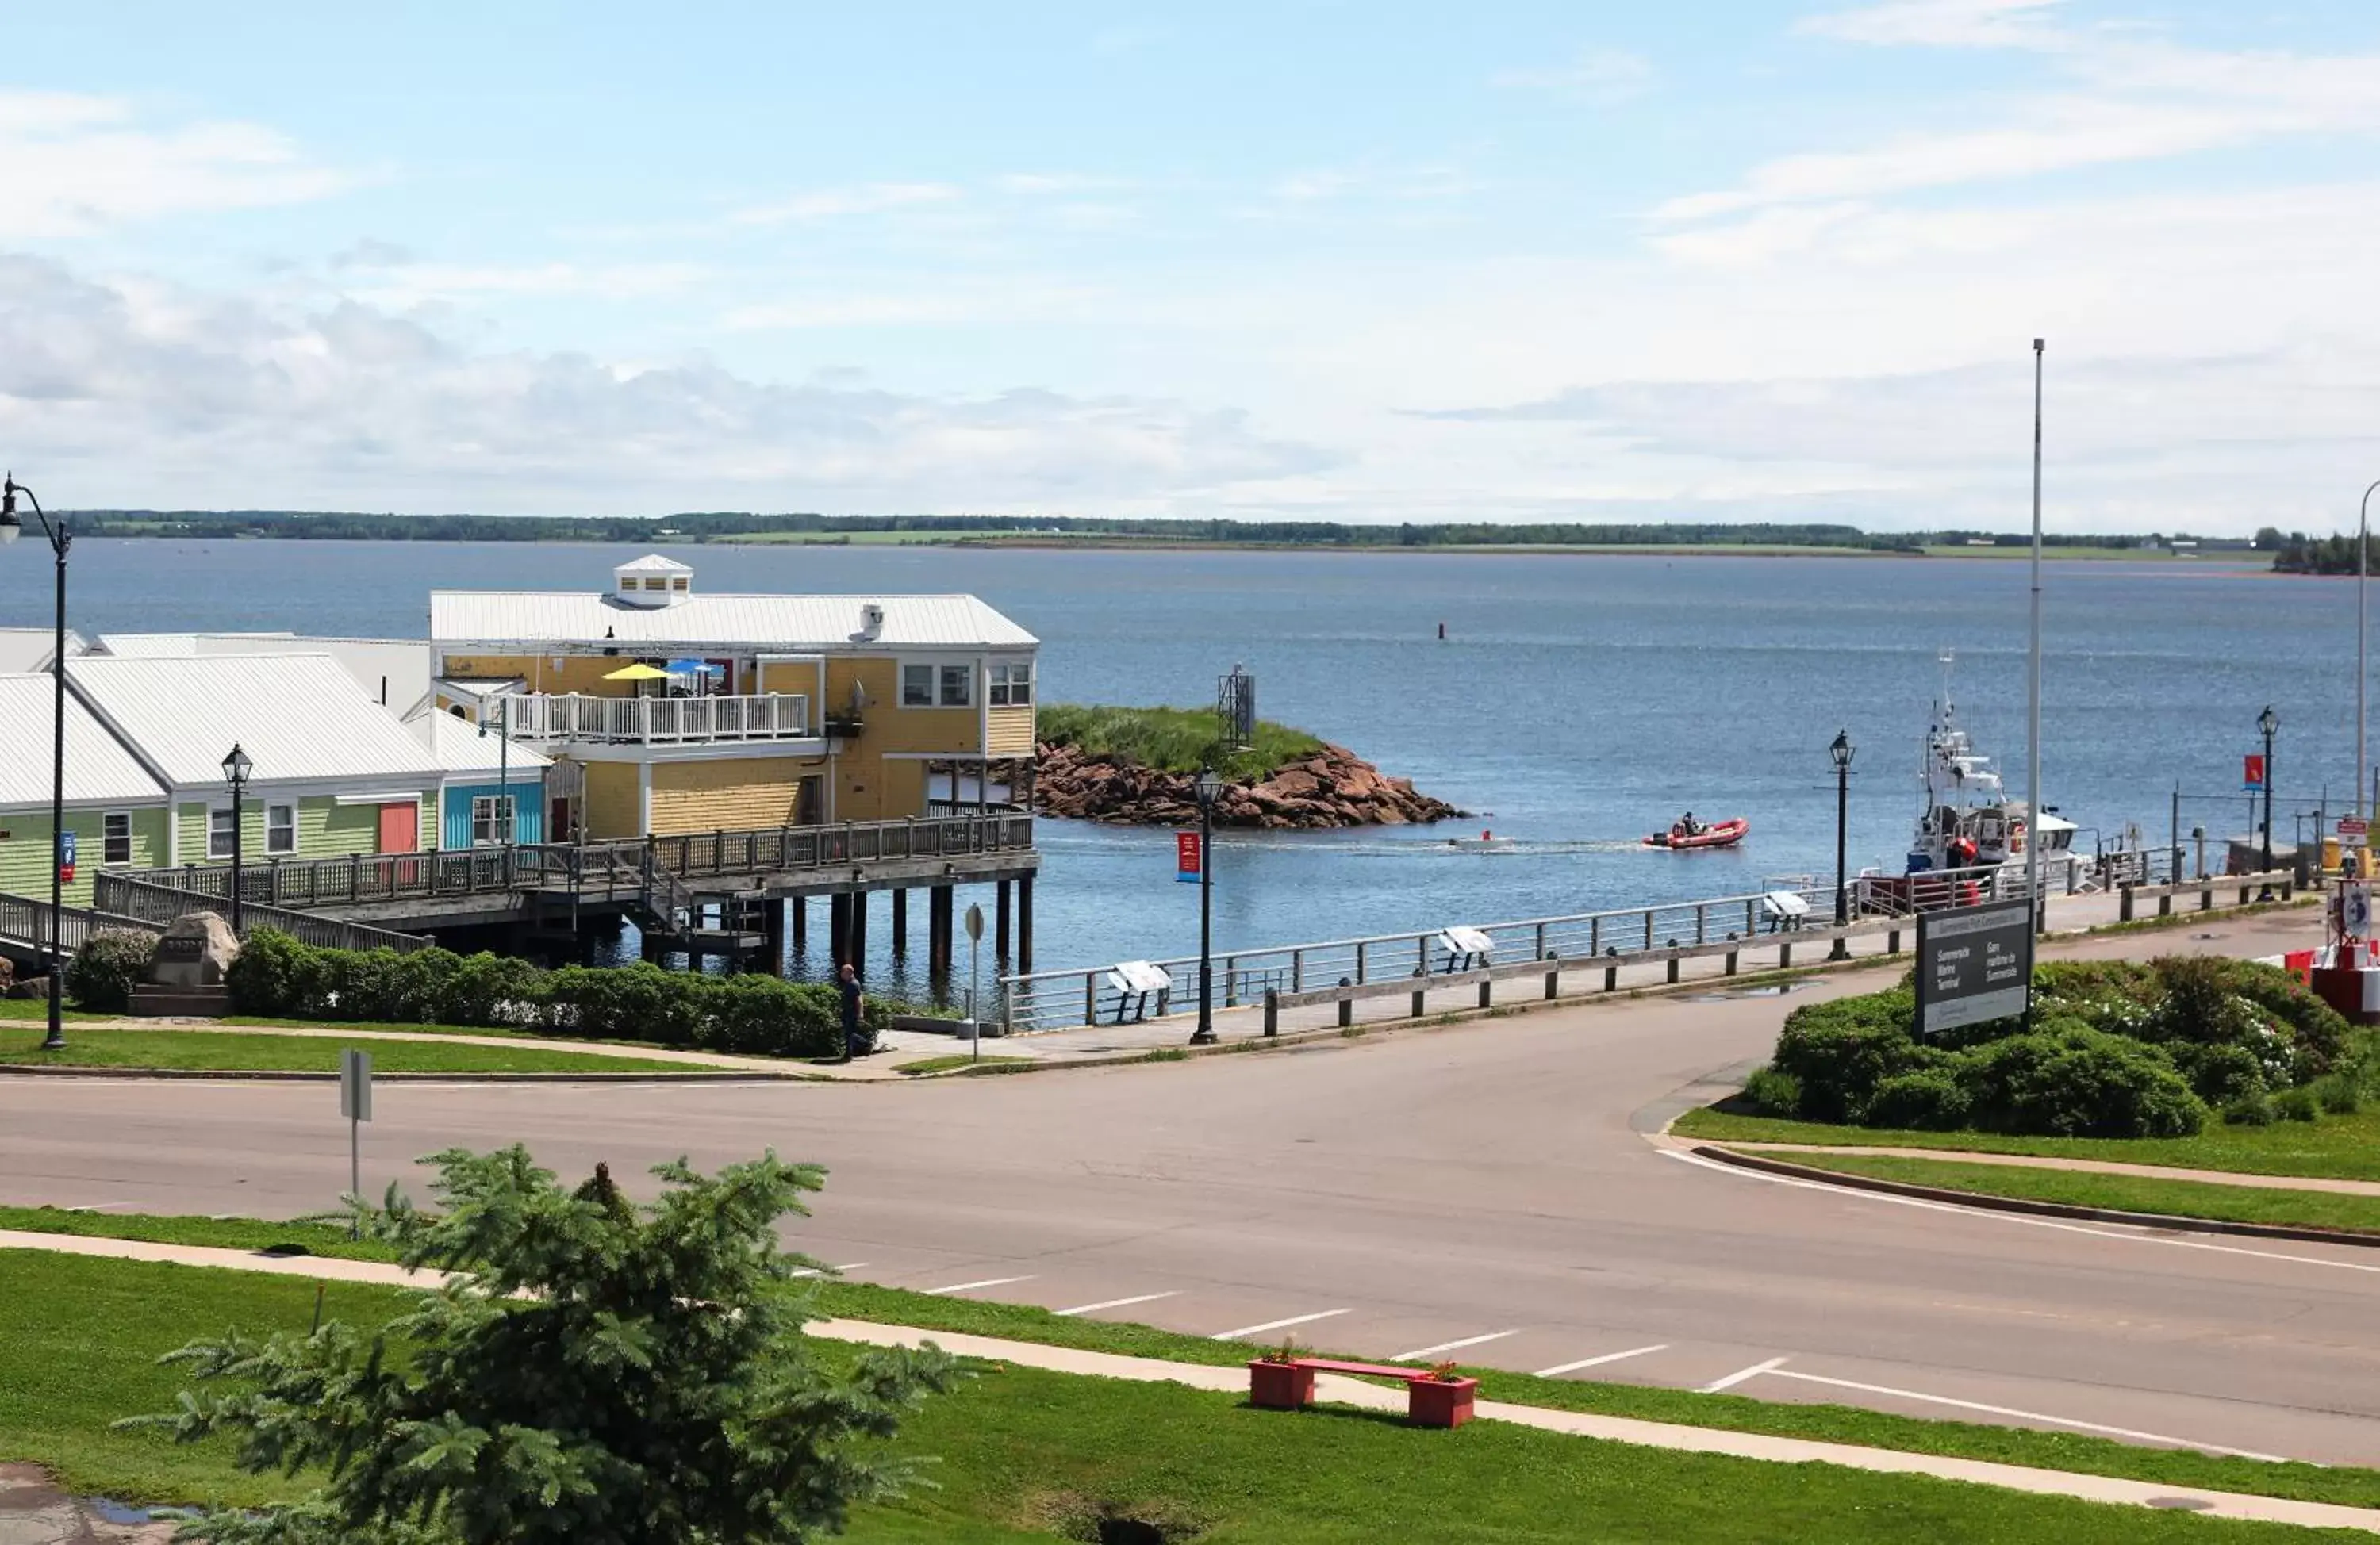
938;662;975;708
988;659;1034;707
900;663;935;707
266;803;297;855
207;807;236;860
102;811;132;865
471;794;516;846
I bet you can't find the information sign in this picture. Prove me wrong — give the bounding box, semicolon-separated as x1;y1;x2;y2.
1914;899;2033;1036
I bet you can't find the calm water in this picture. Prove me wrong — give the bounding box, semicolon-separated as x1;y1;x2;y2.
2;539;2356;986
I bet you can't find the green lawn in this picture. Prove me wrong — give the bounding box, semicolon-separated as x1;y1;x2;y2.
1037;703;1325;780
896;1054;1035;1076
0;1025;695;1075
1;1206;2372;1511
1755;1152;2380;1235
1672;1106;2380;1184
0;999;109;1023
0;1248;2354;1543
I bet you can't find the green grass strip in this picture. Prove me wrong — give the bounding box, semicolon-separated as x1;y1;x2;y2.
1672;1105;2380;1185
0;1206;2369;1510
894;1055;1035;1076
1037;703;1324;780
0;1249;2331;1541
1757;1151;2380;1235
0;1026;694;1075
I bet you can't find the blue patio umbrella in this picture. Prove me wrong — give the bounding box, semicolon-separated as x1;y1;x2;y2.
663;659;723;676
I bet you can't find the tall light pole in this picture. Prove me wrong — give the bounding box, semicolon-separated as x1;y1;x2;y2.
222;744;252;934
0;474;70;1051
2359;479;2377;829
2258;706;2278;897
1189;765;1221;1045
2025;339;2044;931
1828;730;1855;960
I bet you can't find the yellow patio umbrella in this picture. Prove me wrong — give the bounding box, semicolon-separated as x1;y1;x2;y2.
602;661;670;698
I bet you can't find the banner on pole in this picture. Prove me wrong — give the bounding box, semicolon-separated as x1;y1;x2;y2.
1175;831;1201;883
2244;753;2267;792
55;829;74;884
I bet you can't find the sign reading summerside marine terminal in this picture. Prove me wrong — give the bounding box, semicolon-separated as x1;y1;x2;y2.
1914;898;2033;1036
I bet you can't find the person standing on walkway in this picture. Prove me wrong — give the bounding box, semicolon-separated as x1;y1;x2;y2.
839;963;867;1060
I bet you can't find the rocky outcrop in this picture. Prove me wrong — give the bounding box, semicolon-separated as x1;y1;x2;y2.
1031;741;1464;829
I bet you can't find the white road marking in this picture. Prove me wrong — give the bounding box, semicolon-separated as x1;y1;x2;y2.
1390;1330;1518;1362
1534;1344;1671;1378
920;1275;1034;1296
1213;1309;1350;1341
787;1262;867;1279
1766;1368;2295;1464
1700;1356;1790;1394
1660;1148;2380;1276
1054;1290;1178;1317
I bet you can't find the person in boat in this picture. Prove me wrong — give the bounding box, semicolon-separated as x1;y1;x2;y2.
1678;812;1702;838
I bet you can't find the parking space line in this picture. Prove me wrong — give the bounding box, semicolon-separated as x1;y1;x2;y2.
1767;1369;2294;1463
921;1275;1034;1296
1534;1344;1670;1378
1699;1356;1790;1394
1391;1330;1518;1362
1054;1291;1178;1317
1213;1309;1349;1341
788;1262;867;1279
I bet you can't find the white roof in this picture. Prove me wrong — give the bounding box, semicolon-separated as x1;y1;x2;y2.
431;591;1037;650
413;711;551;776
0;627;86;673
67;653;447;789
94;632;296;657
0;674;168;808
615;553;693;574
93;634;432;713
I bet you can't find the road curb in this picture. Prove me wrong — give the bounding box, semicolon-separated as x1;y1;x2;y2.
0;1063;813;1085
1691;1144;2380;1250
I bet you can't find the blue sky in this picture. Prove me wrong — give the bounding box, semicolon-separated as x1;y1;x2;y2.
2;0;2378;531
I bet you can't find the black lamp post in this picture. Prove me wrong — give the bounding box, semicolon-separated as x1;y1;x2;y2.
2258;705;2278;898
222;744;252;934
1829;729;1856;960
1189;765;1221;1045
0;473;71;1051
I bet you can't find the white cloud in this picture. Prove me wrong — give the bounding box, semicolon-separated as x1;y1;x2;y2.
727;182;961;226
1494;48;1656;102
0;90;346;236
338;260;710;308
0;252;1333;513
1797;0;2067;50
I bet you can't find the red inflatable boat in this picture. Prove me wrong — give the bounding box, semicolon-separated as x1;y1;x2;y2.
1643;816;1749;850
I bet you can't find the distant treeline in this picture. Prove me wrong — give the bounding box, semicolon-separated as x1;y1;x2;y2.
2259;527;2369;575
53;508;2213;552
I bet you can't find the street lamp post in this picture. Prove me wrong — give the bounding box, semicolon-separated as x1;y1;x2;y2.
1189;766;1221;1045
0;473;71;1051
222;744;252;934
1828;730;1856;960
2258;706;2278;899
2359;480;2378;830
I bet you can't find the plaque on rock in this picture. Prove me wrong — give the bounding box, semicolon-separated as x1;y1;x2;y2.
150;911;242;989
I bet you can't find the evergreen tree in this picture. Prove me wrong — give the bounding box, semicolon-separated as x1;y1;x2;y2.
129;1147;958;1544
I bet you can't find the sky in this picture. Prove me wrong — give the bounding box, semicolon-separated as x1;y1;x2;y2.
2;0;2378;533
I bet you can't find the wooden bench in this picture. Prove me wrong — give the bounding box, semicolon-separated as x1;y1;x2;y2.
1247;1356;1479;1428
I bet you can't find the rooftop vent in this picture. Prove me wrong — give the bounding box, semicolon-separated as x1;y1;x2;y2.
612;554;693;609
858;602;886;638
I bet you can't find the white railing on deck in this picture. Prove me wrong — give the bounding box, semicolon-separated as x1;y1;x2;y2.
505;692;810;745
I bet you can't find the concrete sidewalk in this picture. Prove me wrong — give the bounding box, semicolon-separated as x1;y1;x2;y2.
1708;1142;2380;1198
3;1228;2372;1535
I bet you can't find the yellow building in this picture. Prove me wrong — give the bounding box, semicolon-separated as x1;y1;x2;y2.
428;555;1038;842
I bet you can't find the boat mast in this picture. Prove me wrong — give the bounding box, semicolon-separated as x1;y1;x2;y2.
2025;339;2044;926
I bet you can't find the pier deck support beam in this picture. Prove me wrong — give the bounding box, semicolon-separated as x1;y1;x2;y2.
929;886;954;976
996;880;1012;962
890;888;908;954
761;900;787;976
850;890;870;974
790;896;807;953
829;894;851;968
1017;873;1035;972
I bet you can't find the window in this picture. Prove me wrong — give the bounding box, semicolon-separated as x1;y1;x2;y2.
644;577;669;591
102;811;132;865
989;661;1033;706
471;795;516;846
939;663;973;707
267;803;297;854
670;576;689;592
208;807;236;859
902;664;935;707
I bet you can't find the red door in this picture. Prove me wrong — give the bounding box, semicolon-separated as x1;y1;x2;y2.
379;802;420;891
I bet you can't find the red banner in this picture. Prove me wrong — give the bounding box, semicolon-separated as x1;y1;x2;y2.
2244;753;2267;792
1176;830;1202;882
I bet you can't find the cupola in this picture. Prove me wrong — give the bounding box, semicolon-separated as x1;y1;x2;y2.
612;554;693;609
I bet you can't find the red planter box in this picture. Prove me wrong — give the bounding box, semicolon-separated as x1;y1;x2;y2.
1408;1376;1478;1428
1247;1360;1315;1409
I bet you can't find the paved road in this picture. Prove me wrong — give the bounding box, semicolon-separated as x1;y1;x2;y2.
7;906;2375;1465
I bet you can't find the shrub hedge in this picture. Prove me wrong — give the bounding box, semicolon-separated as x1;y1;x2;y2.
224;930;889;1059
63;930;158;1014
1744;956;2351;1139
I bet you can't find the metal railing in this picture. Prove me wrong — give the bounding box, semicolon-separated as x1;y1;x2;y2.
505;692;811;745
0;891;165;957
124;813;1039;913
94;873;432;954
